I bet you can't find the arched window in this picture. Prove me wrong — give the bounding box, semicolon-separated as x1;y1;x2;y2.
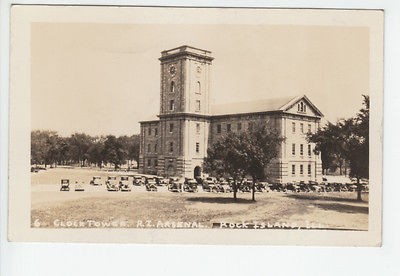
170;81;175;93
196;81;201;94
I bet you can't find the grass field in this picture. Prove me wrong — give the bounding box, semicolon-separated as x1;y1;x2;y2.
31;168;368;230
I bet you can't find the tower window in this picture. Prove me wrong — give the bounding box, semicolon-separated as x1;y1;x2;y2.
195;100;201;112
154;143;158;153
196;142;200;153
155;128;158;136
292;143;296;155
237;123;242;131
169;123;174;133
170;81;175;93
147;159;151;167
217;124;221;134
169;100;174;111
169;142;173;152
155;159;158;167
196;81;201;94
196;123;200;133
227;124;231;132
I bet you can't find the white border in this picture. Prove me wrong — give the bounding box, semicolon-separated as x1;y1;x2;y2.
1;1;399;276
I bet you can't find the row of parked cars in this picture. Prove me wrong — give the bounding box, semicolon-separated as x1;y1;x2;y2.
60;175;369;194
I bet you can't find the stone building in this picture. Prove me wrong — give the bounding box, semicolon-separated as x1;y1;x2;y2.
139;45;323;183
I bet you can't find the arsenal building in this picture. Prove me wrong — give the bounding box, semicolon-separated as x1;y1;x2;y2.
139;45;323;183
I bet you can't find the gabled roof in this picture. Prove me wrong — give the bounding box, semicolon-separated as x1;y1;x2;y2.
211;95;323;117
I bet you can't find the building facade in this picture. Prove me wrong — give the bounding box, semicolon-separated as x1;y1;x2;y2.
139;45;323;183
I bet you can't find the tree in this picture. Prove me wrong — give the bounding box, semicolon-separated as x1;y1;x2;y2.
308;95;369;201
102;135;127;170
87;136;105;168
343;95;369;201
243;123;283;201
67;133;93;166
204;133;248;200
31;130;61;168
204;123;283;201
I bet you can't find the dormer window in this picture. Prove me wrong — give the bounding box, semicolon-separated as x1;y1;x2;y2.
298;102;306;113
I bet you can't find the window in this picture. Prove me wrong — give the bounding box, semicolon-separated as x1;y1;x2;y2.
308;124;312;133
227;124;231;132
170;81;175;93
292;165;295;175
300;123;304;133
196;123;200;133
300;144;304;156
195;100;201;112
154;143;158;153
300;165;304;175
155;128;158;136
248;122;253;131
308;164;311;175
147;159;151;167
292;143;296;155
169;142;173;152
147;144;151;153
155;159;158;167
217;124;221;134
292;122;296;133
148;128;151;135
308;144;311;156
196;142;200;153
298;102;306;112
169;100;175;111
237;123;242;131
196;81;201;94
169;123;174;133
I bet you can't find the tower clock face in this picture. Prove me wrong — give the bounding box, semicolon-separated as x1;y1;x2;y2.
169;65;176;76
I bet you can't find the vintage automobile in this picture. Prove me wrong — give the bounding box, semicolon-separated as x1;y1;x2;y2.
168;178;182;192
90;176;102;186
119;176;132;192
106;176;119;191
218;179;232;193
183;178;198;192
60;179;70;191
155;176;168;186
74;181;85;192
132;175;144;186
202;177;218;192
145;177;158;191
239;180;252;193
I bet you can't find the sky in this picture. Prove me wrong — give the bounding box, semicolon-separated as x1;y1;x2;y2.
31;22;369;136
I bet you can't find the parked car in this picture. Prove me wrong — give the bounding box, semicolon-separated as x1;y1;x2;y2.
202;177;218;192
155;176;168;186
119;176;131;191
168;178;182;192
90;176;102;186
132;175;144;186
218;179;232;193
74;181;85;192
183;178;198;192
106;176;119;191
239;180;252;193
60;179;70;191
145;177;158;191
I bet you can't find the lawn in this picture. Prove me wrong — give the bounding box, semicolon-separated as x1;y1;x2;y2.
31;168;368;230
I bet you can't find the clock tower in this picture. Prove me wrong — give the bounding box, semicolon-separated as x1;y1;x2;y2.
157;46;214;177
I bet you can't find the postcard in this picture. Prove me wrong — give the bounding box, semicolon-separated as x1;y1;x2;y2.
8;5;383;245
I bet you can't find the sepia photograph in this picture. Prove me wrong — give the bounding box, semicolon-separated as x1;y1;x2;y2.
8;6;383;245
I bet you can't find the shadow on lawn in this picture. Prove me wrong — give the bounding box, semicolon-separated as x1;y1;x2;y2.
313;202;369;214
285;193;367;203
186;197;255;204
